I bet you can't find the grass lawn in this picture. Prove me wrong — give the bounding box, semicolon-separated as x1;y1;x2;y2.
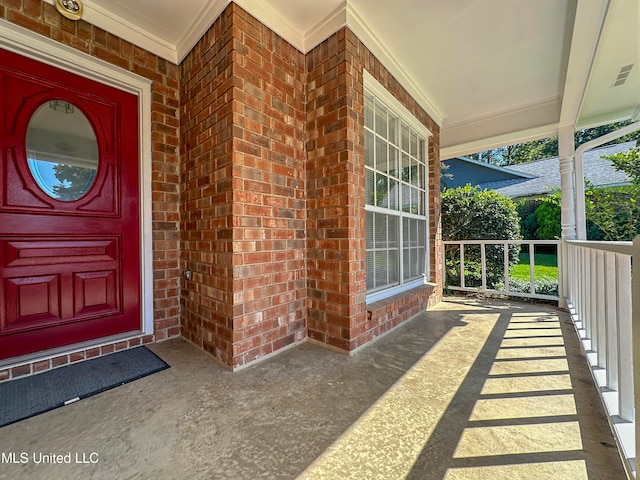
511;252;558;281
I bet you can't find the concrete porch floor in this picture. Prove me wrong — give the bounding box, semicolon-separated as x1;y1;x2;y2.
0;297;627;479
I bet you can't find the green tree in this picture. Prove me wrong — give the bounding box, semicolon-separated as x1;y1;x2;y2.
440;161;453;189
584;182;640;241
53;164;97;201
604;147;640;184
582;146;640;241
442;185;521;288
468;120;639;166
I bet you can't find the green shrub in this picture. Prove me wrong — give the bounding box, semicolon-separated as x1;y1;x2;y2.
496;277;559;297
442;185;521;289
534;193;561;239
516;200;540;240
516;195;561;240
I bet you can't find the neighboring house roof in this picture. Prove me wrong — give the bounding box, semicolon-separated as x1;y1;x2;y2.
443;142;635;199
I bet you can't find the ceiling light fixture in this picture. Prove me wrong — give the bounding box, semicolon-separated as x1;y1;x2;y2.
55;0;83;21
49;100;75;114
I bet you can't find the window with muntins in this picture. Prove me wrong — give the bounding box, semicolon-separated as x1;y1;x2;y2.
365;87;429;297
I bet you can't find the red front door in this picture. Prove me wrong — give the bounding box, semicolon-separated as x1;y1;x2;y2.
0;49;140;360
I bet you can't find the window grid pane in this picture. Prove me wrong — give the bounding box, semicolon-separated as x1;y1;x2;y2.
389;146;399;179
388;178;399;210
365;93;374;130
375;101;387;139
375;173;389;208
365;130;375;168
389;112;398;146
365;169;375;206
376;136;388;173
401;124;410;153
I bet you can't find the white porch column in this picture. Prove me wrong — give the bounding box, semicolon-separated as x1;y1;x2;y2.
558;126;577;240
558;126;576;309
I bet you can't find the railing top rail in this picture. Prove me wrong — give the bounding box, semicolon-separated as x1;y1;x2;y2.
565;240;633;256
443;240;560;245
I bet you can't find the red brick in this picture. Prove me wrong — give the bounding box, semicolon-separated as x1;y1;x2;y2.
52;355;69;368
85;348;100;359
24;0;40;18
70;352;85;363
33;360;51;372
4;0;22;10
11;364;31;378
7;9;50;36
101;345;115;355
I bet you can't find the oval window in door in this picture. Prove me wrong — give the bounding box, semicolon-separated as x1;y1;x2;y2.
25;100;99;201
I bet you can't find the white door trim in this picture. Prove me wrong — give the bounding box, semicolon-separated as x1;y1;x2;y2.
0;19;154;336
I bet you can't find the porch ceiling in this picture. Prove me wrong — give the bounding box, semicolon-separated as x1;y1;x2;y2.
45;0;640;158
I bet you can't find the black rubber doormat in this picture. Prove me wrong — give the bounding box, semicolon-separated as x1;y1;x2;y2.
0;346;169;428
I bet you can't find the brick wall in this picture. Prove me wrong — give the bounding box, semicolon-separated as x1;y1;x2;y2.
366;284;437;341
1;1;442;375
306;28;442;352
180;4;307;369
180;5;235;366
0;0;181;378
306;29;368;351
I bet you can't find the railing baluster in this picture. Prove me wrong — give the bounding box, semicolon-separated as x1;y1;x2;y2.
529;242;535;295
596;250;606;368
573;247;582;313
503;241;509;292
605;251;618;390
576;247;583;329
617;253;633;422
568;244;575;309
591;249;598;351
633;236;640;475
480;243;486;290
584;249;593;342
583;247;591;341
558;241;566;307
460;244;465;289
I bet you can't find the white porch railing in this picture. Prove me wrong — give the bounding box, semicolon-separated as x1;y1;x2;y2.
444;237;640;477
564;238;640;478
443;240;560;302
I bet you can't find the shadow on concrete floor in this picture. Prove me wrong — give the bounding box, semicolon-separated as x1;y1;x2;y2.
0;297;627;479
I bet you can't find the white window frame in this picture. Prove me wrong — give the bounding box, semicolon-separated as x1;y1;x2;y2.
364;71;431;304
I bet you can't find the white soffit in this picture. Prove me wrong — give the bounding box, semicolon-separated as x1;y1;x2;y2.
558;0;608;129
43;0;347;64
39;0;442;123
577;0;640;129
39;0;639;158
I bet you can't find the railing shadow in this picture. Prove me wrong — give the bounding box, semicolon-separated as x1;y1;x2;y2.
406;303;624;479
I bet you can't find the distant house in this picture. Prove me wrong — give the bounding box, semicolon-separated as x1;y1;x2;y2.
443;142;635;200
